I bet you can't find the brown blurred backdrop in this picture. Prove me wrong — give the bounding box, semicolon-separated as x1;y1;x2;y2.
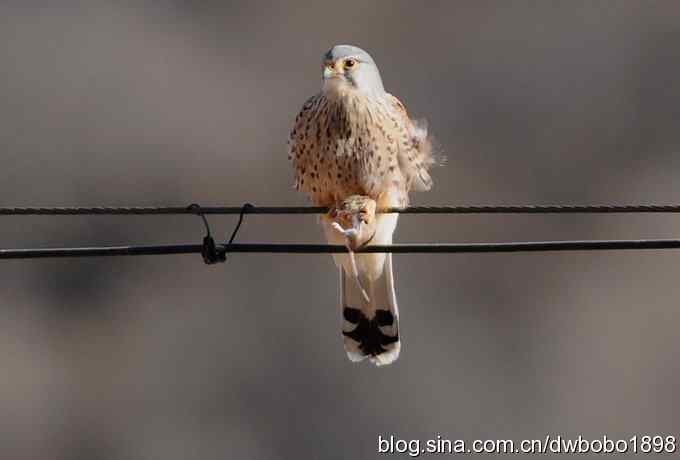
1;2;680;459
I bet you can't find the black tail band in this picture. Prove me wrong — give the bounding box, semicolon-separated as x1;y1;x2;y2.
343;307;398;356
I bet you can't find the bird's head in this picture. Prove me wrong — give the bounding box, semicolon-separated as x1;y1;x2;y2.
322;45;385;96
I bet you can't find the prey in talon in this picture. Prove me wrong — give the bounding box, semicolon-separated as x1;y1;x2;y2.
330;195;377;251
330;195;377;302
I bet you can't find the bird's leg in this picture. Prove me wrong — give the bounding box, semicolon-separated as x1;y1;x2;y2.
330;196;377;302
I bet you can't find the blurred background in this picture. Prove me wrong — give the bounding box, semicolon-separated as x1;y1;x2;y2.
1;2;680;458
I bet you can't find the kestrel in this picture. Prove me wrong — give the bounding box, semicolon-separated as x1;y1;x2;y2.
288;45;437;365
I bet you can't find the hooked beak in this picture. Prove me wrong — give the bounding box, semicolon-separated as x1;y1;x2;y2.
323;61;345;81
323;68;343;81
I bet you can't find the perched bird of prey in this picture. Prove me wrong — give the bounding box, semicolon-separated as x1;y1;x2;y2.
288;45;437;365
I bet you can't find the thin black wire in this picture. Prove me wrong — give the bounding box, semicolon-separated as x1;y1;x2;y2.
3;203;680;260
3;204;680;215
2;239;680;259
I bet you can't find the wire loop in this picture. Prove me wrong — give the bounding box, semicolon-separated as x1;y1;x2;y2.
227;203;253;246
189;203;226;265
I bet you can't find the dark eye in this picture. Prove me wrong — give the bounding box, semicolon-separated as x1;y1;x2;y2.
344;59;356;68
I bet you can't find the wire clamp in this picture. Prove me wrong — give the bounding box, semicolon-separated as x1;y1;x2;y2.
189;204;226;264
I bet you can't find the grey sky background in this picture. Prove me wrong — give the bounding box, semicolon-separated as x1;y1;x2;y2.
1;2;680;459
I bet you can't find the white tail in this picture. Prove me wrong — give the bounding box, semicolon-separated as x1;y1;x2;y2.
322;211;401;365
340;252;400;365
